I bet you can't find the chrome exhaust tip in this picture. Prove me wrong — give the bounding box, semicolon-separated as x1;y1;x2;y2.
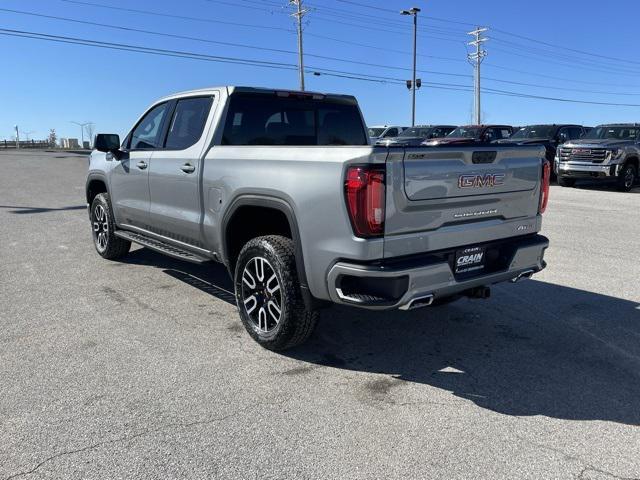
399;294;434;311
510;269;536;283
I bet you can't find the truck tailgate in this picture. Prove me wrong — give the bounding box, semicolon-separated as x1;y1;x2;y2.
384;145;545;258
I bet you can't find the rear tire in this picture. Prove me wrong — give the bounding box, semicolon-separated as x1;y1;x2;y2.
557;176;575;187
234;235;318;351
90;193;131;259
616;163;637;192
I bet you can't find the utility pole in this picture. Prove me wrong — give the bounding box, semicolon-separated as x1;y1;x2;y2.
467;27;488;125
290;0;307;91
14;125;19;149
401;7;421;126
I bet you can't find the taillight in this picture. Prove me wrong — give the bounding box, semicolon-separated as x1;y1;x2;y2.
345;165;385;238
539;160;550;214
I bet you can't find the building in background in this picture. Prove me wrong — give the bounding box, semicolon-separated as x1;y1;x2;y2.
60;138;80;149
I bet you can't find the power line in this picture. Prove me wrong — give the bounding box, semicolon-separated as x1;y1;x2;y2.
334;0;477;27
5;6;640;97
331;0;640;71
64;0;466;45
0;7;467;77
484;62;640;89
57;0;630;76
492;27;640;68
491;44;640;78
60;0;294;33
4;27;640;108
490;37;640;76
57;0;640;85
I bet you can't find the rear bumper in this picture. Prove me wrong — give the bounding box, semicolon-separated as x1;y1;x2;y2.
557;161;619;178
326;234;548;310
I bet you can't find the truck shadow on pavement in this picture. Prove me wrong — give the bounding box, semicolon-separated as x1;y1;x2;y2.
292;281;640;426
567;180;640;193
0;204;87;214
120;247;640;426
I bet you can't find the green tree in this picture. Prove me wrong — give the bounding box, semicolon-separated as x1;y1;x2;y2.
48;129;57;147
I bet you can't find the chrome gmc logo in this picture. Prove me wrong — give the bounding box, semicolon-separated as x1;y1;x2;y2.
573;148;591;155
458;173;505;188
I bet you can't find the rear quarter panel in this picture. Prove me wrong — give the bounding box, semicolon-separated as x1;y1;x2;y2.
201;146;388;300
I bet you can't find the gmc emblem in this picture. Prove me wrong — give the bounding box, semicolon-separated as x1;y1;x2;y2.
573;148;591;155
458;173;505;189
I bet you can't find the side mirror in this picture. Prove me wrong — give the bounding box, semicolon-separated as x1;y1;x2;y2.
94;133;120;153
556;133;568;144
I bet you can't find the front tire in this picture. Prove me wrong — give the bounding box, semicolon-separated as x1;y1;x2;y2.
234;235;318;351
90;193;131;259
557;176;576;187
616;163;637;192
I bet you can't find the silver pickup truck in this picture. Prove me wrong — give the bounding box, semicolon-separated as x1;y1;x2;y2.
86;86;550;350
555;123;639;191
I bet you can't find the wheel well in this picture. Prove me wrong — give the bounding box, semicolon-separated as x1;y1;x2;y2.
225;205;292;271
86;179;107;204
625;156;639;171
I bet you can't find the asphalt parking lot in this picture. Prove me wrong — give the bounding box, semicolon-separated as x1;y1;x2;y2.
1;150;639;480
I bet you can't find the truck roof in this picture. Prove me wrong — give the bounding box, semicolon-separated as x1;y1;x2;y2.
157;86;359;104
518;124;582;127
410;124;457;128
595;123;640;127
459;124;512;129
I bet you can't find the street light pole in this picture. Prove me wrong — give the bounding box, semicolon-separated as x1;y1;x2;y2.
401;7;421;127
71;121;90;147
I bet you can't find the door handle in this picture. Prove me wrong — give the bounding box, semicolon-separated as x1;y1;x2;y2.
180;163;196;174
137;160;148;170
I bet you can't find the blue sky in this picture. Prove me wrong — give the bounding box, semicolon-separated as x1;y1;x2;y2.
2;0;640;141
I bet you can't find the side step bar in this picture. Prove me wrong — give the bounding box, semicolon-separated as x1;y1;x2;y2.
114;230;210;264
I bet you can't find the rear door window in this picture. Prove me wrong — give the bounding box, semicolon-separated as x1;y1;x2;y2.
221;94;367;146
129;102;169;150
164;96;213;150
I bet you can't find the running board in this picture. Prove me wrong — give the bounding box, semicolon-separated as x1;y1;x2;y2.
114;230;210;264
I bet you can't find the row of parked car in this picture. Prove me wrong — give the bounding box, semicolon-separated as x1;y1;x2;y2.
368;123;639;192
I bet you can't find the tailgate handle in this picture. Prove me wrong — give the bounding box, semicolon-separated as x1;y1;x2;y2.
472;151;497;164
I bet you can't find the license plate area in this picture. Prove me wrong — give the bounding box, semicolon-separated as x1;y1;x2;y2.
454;246;486;274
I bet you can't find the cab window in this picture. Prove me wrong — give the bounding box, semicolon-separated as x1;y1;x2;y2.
164;97;213;150
129;103;169;150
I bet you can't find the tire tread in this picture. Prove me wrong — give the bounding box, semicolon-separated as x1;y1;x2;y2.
91;193;131;259
234;235;318;351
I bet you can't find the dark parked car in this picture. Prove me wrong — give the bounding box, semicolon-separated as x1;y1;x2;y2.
423;125;513;146
494;124;586;178
375;125;456;147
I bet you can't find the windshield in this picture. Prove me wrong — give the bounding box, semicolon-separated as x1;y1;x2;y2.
511;125;555;140
368;128;385;137
583;126;640;140
399;127;432;137
447;127;481;139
